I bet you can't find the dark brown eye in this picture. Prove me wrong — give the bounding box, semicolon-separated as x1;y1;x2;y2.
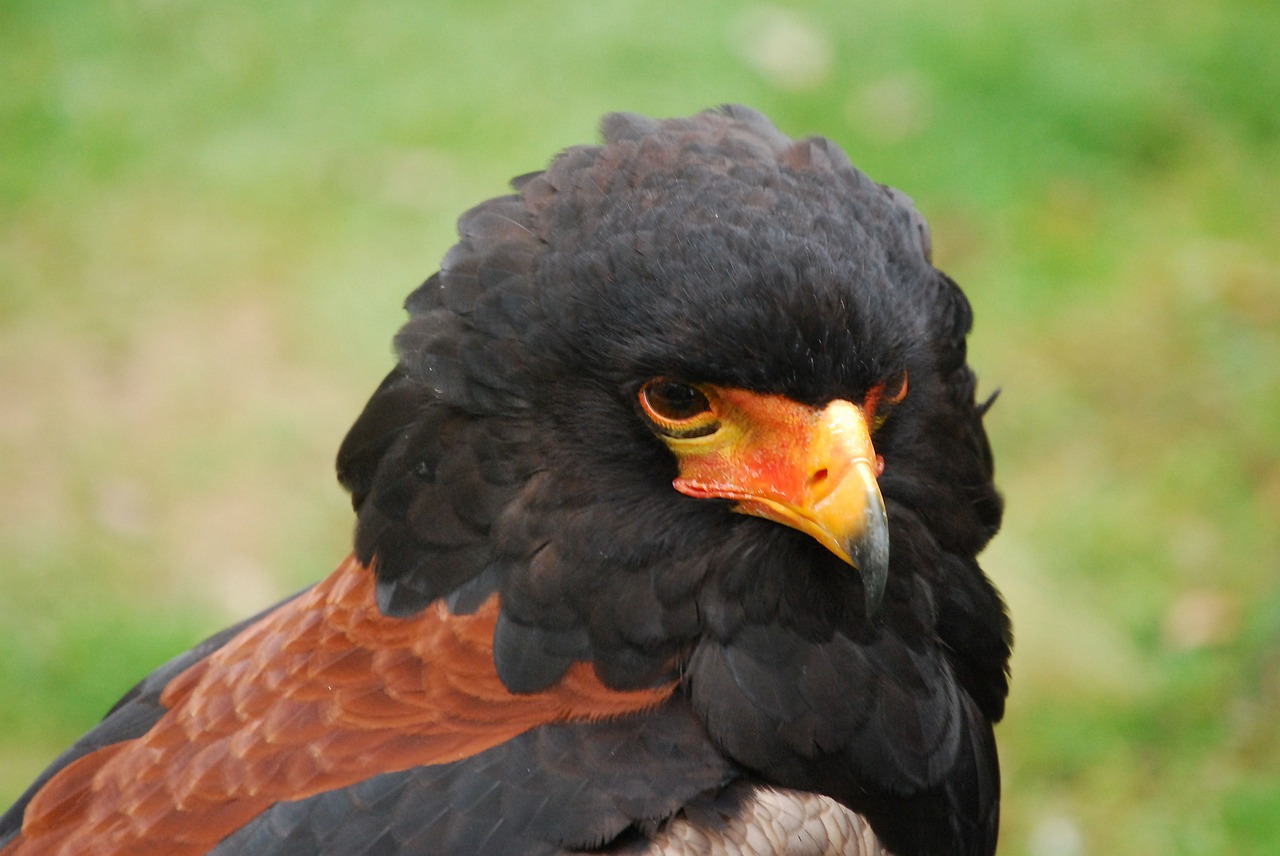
639;380;720;438
644;381;709;419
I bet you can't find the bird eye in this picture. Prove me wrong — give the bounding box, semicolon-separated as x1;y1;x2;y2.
885;370;909;405
866;370;908;432
639;380;720;439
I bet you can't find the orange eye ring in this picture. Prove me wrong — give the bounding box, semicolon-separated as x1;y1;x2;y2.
639;380;721;439
865;370;908;432
886;370;908;405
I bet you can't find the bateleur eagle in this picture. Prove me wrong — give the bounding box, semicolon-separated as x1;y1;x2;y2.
0;105;1010;856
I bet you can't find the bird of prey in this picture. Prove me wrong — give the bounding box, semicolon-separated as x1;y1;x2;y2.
0;105;1010;856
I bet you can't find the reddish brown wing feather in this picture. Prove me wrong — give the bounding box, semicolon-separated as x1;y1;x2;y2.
4;556;674;856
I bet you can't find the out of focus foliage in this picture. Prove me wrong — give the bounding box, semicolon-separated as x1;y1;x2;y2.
2;1;1276;853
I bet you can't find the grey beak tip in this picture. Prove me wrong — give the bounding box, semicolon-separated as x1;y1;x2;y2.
849;490;890;618
857;543;889;617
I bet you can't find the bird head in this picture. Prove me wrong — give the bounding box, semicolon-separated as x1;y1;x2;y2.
337;106;1004;697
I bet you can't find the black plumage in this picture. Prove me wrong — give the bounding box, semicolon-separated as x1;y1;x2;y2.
339;105;1010;853
1;105;1010;856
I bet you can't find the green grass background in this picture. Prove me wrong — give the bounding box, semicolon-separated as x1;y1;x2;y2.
2;1;1277;853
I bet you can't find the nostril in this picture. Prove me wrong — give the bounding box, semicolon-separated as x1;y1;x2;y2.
810;467;828;486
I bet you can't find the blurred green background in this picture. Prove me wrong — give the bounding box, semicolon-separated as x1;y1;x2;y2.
2;1;1277;853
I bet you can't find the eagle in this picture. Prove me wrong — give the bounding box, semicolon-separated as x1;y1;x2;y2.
0;105;1010;856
